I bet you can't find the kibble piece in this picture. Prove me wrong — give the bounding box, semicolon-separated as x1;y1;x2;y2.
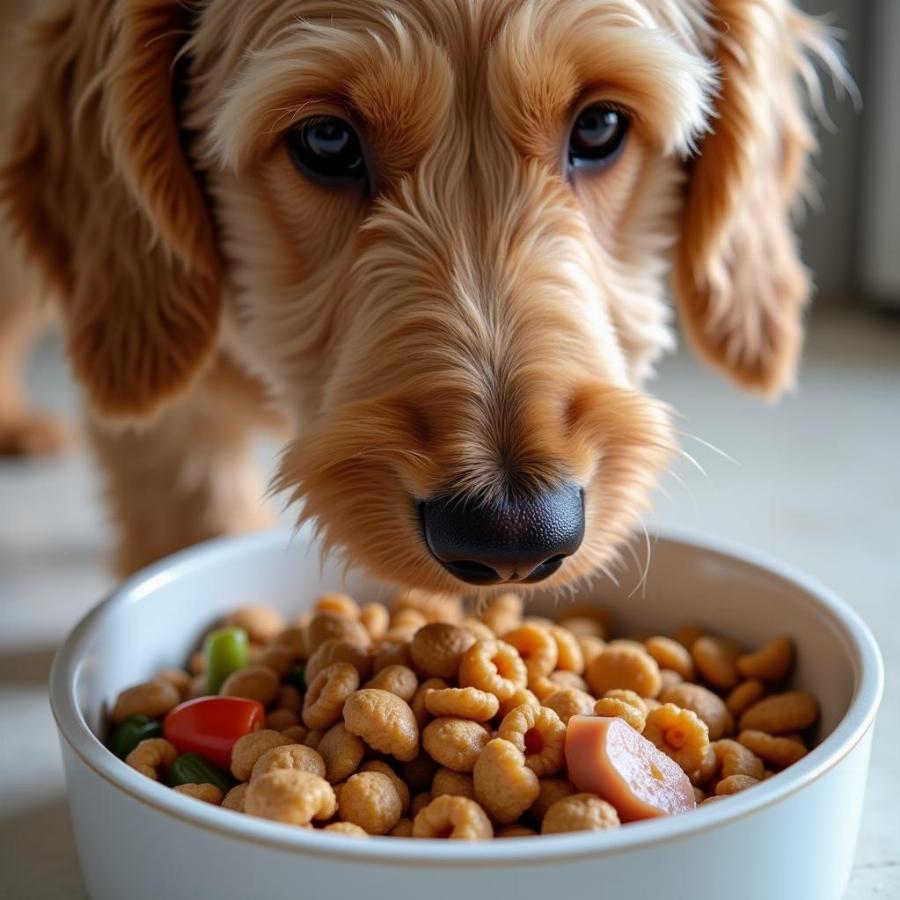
343;689;420;761
473;738;540;824
739;691;819;735
556;604;612;640
496;825;537;837
231;730;292;782
482;593;523;636
392;589;463;625
604;689;648;715
307;612;370;648
359;760;411;814
323;822;368;837
692;636;742;690
245;769;336;825
738;730;808;769
111;680;180;724
737;637;794;683
585;645;661;699
389;818;414;837
250;744;327;782
303;662;360;731
543;687;595;725
672;625;705;651
424;687;499;722
714;739;766;780
460;618;495;641
266;710;300;731
360;602;390;640
412;794;493;840
432;767;476;800
548;625;585;673
661;682;733;740
410;623;477;680
541;793;620;834
173;783;223;804
306;639;372;684
125;738;177;780
496;687;541;720
226;604;286;644
529;778;576;824
364;665;418;702
220;664;280;706
338;771;403;835
313;592;359;619
317;722;366;783
645;636;695;681
726;679;766;717
409;791;433;818
458;639;528;702
689;744;720;787
372;640;413;674
303;729;325;750
577;635;606;668
154;668;191;699
422;717;490;773
593;697;645;733
222;783;248;812
502;623;559;681
715;774;759;795
642;703;710;773
281;724;309;744
391;608;428;631
497;705;566;777
256;647;297;680
411;677;450;728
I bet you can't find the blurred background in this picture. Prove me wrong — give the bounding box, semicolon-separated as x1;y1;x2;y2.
0;1;897;898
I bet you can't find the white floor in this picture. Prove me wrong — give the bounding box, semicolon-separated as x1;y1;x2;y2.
1;310;898;899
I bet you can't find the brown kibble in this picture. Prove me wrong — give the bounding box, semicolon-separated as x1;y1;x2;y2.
281;725;309;743
739;691;819;735
409;791;433;818
250;744;327;782
481;593;523;636
547;625;585;673
154;669;191;699
343;689;420;761
338;771;403;834
220;664;280;707
661;682;733;740
245;770;336;825
305;639;372;684
112;680;180;724
642;703;710;774
497;705;566;777
403;753;440;793
323;821;368;837
266;709;300;731
226;604;286;644
313;592;359;620
645;636;695;681
409;623;477;680
307;612;369;648
303;662;360;731
672;626;705;651
172;783;223;805
529;778;576;823
411;677;450;728
502;623;558;681
737;637;795;684
541;793;620;834
372;640;413;674
543;687;595;725
726;679;767;717
715;774;759;795
424;687;499;722
359;760;411;814
714;739;766;780
692;636;742;690
432;767;476;800
317;722;366;783
360;602;390;641
593;697;645;733
412;794;493;840
222;783;248;812
739;730;809;769
256;646;296;680
364;665;418;702
230;730;292;782
270;626;307;659
422;717;490;773
125;738;177;781
389;818;414;837
458;639;528;702
473;738;540;824
585;645;661;698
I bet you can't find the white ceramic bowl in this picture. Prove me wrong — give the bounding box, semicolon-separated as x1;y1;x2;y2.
50;528;883;900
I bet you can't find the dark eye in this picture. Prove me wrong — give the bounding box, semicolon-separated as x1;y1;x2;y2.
568;104;629;169
286;116;367;187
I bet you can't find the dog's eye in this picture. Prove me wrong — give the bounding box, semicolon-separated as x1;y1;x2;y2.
568;104;629;169
286;116;366;187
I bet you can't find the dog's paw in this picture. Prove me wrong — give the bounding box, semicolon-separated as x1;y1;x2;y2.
0;409;71;456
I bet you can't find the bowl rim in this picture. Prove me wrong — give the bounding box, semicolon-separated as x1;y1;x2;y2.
49;526;884;865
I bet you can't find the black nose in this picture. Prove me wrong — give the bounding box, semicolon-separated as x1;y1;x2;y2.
421;483;584;586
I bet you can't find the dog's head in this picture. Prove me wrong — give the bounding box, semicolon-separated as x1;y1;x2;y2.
4;0;842;591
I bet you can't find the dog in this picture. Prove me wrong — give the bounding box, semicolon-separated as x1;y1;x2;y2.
0;0;844;590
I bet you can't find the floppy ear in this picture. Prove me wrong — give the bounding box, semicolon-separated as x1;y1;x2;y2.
674;0;841;396
1;0;220;419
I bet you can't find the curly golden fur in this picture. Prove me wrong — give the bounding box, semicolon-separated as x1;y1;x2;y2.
0;0;843;586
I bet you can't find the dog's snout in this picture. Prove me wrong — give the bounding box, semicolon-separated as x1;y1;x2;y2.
421;483;585;586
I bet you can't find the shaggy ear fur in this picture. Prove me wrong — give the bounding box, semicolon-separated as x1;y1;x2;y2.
0;0;220;419
674;0;841;396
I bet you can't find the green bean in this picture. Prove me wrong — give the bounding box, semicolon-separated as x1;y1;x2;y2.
204;626;250;694
108;715;162;759
167;752;234;794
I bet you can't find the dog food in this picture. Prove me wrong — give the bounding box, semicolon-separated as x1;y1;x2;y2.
106;591;819;838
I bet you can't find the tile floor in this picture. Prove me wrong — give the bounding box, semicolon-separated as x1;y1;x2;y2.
1;309;897;898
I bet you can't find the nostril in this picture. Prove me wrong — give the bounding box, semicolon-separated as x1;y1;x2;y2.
443;559;502;585
522;554;567;584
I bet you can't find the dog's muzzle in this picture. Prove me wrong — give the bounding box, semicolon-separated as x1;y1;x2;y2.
420;483;585;586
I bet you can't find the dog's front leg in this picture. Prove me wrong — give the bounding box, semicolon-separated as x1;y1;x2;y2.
87;356;275;576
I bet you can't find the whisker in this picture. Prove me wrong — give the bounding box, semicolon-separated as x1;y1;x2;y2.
674;429;741;466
